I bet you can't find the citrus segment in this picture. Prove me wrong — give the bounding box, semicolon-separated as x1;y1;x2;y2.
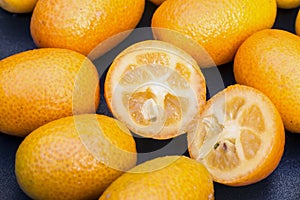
188;84;285;186
105;40;206;139
238;105;265;132
240;129;261;160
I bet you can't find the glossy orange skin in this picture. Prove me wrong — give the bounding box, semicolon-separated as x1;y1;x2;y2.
151;0;277;66
296;10;300;36
99;156;214;200
148;0;166;5
276;0;300;9
0;0;37;13
0;48;100;136
15;114;137;200
234;29;300;133
30;0;145;57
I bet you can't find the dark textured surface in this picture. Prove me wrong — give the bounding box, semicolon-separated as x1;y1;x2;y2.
0;2;300;200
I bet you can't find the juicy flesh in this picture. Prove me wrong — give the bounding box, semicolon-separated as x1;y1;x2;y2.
198;96;265;170
118;52;195;128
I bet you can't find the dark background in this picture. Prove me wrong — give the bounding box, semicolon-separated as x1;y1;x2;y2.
0;2;300;200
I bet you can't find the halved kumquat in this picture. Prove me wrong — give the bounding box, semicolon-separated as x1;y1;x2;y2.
104;40;206;139
188;84;285;186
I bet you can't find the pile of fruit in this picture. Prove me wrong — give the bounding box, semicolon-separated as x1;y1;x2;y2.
0;0;299;199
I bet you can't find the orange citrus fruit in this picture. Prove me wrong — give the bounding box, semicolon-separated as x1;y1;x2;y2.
151;0;277;66
188;84;285;186
276;0;300;9
148;0;166;6
296;9;300;36
15;114;137;200
234;29;300;133
0;0;37;13
0;48;100;137
104;40;206;139
99;156;214;200
30;0;145;58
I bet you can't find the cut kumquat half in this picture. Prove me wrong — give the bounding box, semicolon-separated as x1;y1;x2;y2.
188;84;285;186
104;40;206;139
